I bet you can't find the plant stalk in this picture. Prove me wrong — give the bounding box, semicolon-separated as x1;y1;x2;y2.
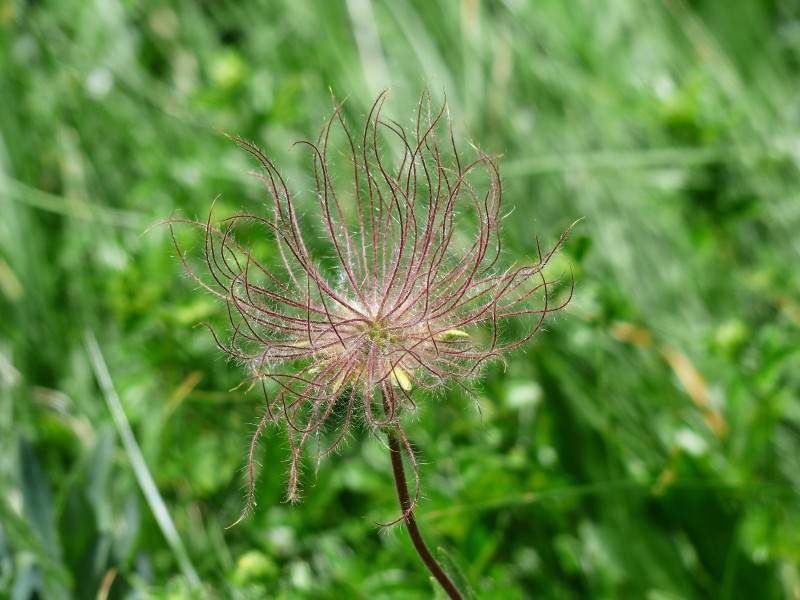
386;428;463;599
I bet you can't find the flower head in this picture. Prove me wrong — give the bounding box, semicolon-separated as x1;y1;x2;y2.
171;91;573;525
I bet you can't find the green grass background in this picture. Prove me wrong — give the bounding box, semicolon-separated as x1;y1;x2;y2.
2;0;799;598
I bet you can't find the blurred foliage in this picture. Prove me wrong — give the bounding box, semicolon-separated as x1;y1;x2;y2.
1;0;799;598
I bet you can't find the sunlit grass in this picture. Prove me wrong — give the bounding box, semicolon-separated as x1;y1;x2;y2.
1;0;799;598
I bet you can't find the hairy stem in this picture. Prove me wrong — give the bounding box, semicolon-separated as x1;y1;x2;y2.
386;428;463;599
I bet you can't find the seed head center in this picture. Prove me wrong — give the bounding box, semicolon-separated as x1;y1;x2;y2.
363;317;391;344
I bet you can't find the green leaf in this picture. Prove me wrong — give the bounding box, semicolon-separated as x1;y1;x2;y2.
433;546;477;600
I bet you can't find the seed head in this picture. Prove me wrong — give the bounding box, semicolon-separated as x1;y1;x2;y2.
170;90;574;525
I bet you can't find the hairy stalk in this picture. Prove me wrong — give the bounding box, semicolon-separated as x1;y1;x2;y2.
386;427;463;599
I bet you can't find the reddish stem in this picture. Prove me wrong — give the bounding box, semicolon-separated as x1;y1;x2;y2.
386;428;463;599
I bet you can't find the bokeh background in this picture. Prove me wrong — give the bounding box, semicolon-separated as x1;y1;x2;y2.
2;0;800;598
